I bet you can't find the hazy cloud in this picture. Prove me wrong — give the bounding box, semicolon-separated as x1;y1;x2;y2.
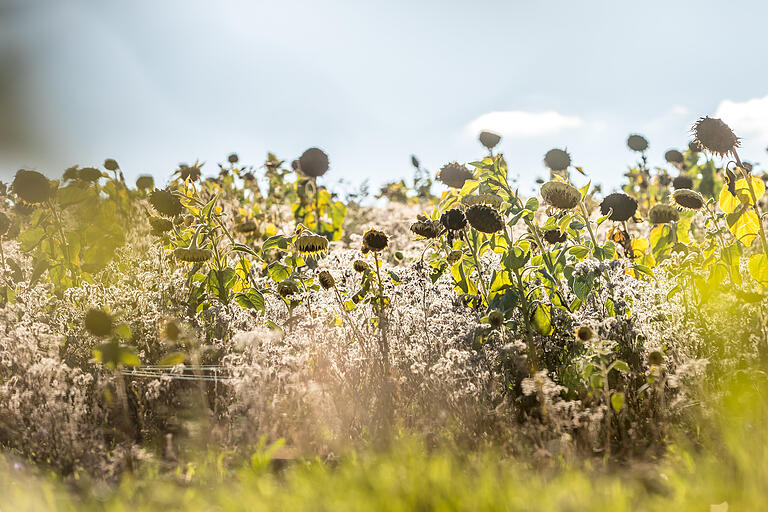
716;95;768;144
467;110;584;138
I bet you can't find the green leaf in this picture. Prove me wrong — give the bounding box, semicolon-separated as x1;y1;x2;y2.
579;181;591;200
531;304;554;336
749;253;768;288
612;360;630;373
524;196;539;212
267;262;291;282
235;289;266;311
611;392;625;412
262;235;291;252
158;351;187;366
115;323;132;340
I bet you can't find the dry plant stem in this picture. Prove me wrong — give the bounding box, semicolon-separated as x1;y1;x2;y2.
46;199;78;285
579;201;602;261
333;287;366;352
462;231;489;304
600;364;612;460
373;252;389;374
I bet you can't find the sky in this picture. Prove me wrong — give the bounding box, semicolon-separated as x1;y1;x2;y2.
1;0;767;196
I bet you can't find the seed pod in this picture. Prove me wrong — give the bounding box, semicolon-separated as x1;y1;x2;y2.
85;309;113;337
362;228;388;252
295;233;329;255
543;149;571;171
488;310;504;329
672;175;694;190
437;162;474;189
440;208;467;231
410;219;443;239
465;204;504;233
318;270;335;289
173;247;213;262
692;117;740;157
671;189;705;211
627;134;649;152
664;149;684;165
149;189;184;217
12;170;52;204
298;148;329;178
648;204;679;224
136;175;155;190
353;259;370;273
478;131;501;150
540;181;580;210
600;193;638;221
178;164;201;182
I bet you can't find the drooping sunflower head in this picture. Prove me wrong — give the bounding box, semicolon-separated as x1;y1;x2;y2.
543;229;567;244
648;350;665;366
173;246;213;263
84;309;113;337
488;310;504;329
478;131;501;150
600;193;638;221
234;220;259;234
362;228;388;252
461;193;503;209
664;149;684;165
295;233;330;256
318;270;335;290
575;325;595;343
672;175;694;190
12;170;52;204
136;175;155;191
648;204;680;224
540;181;580;210
465;204;504;233
692;117;740;157
277;279;300;298
148;216;174;235
228;153;239;164
79;167;102;182
103;159;120;171
437;162;474;189
298;147;330;178
543;148;571;171
353;259;370;273
671;189;705;211
410;219;443;239
149;189;184;217
440;208;468;231
178;163;202;182
627;134;649;153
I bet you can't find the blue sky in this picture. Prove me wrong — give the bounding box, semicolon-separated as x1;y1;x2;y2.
1;0;767;195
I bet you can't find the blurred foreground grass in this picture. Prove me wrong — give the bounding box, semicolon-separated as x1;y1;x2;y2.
2;378;765;512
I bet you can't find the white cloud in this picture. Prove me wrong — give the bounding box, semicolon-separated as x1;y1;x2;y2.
467;110;583;138
715;95;768;144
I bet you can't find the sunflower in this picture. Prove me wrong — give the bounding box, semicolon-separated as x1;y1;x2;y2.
600;193;638;221
692;117;740;157
318;270;335;290
541;181;580;210
672;175;694;190
298;148;330;178
136;175;155;190
648;204;679;224
79;167;102;182
294;233;329;256
103;159;119;171
671;189;705;211
277;279;300;297
465;204;504;233
461;193;503;209
410;219;443;239
234;221;259;233
173;247;213;263
648;350;665;366
543;148;571;171
478;131;501;150
440;208;468;231
437;162;474;189
362;228;388;252
228;153;239;164
12;170;52;204
664;149;684;165
353;259;370;273
627;134;649;152
543;229;567;244
575;325;595;343
149;189;184;217
488;310;504;329
85;309;113;337
148;216;174;235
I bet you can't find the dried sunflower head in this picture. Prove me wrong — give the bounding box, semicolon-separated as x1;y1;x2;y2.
446;250;463;265
318;270;335;290
478;131;501;150
103;159;119;171
440;208;467;231
541;181;580;210
627;134;649;152
353;259;370;273
664;149;684;165
277;279;300;297
672;175;694;190
149;189;183;217
575;325;595;343
600;193;638;221
465;204;504;233
148;216;174;235
543;229;567;244
648;204;680;224
410;219;443;239
136;175;154;191
298;148;330;178
173;247;213;263
85;309;113;337
12;170;52;204
692;117;740;157
228;153;239;164
671;189;705;211
648;350;665;366
488;310;504;329
362;228;388;252
461;193;503;209
79;167;102;182
437;162;474;189
178;164;201;182
295;233;329;255
543;148;571;171
235;221;259;233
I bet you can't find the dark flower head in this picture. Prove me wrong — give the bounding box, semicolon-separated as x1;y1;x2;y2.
178;164;201;182
440;208;467;231
488;310;504;329
437;162;474;189
78;167;102;182
295;233;329;255
575;326;595;343
627;134;649;152
692;117;740;157
672;175;694;190
410;219;443;239
173;247;212;262
12;170;52;204
136;175;154;190
671;189;705;211
664;149;684;165
85;309;113;337
149;189;184;217
298;148;330;178
235;220;259;233
648;204;680;224
446;250;462;265
103;159;119;171
543;229;567;244
411;155;420;169
277;279;300;297
600;193;638;221
648;350;665;366
688;140;702;153
353;259;370;273
541;181;580;210
362;228;388;252
318;270;335;290
465;204;504;233
478;131;501;150
461;193;503;209
228;153;239;164
148;216;174;235
543;148;571;171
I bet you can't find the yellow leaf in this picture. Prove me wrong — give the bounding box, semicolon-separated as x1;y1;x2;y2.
749;254;768;288
631;238;649;254
719;177;765;213
727;208;760;247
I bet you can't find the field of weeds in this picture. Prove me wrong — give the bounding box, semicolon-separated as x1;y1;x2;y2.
1;120;767;511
